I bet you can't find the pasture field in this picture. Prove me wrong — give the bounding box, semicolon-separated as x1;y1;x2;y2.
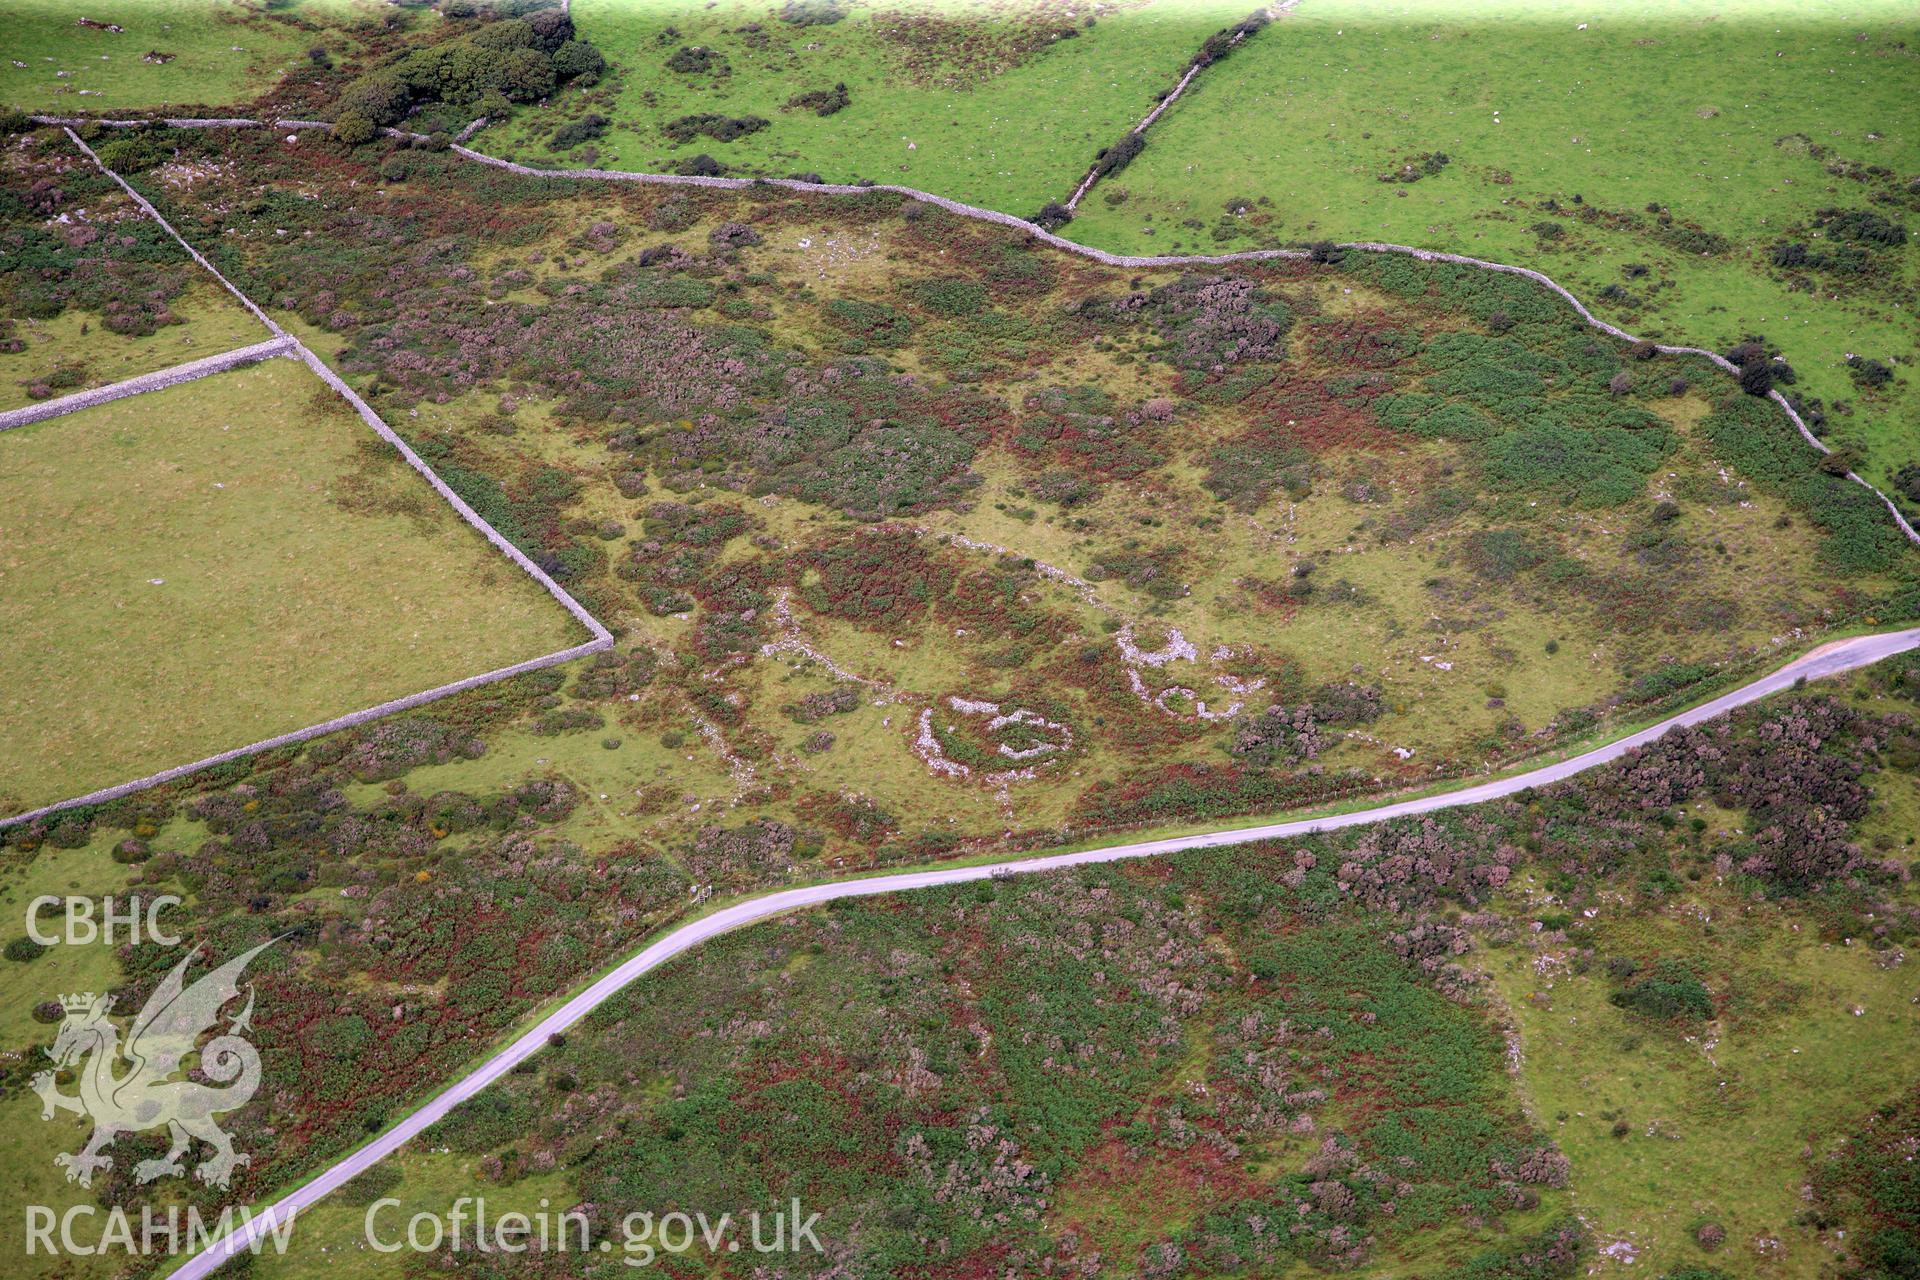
480;0;1251;215
1062;0;1920;489
1487;916;1918;1278
0;356;585;815
0;280;264;410
0;0;384;114
488;0;1918;491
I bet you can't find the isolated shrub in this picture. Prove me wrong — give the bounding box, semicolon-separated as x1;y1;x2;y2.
1738;360;1774;397
332;111;378;146
1032;202;1073;232
786;686;861;725
5;937;48;963
1847;355;1893;389
549;113;608;149
708;221;762;251
1657;225;1731;256
111;838;152;865
785;83;850;116
1308;240;1344;263
1817;447;1863;477
665;45;724;75
673;153;727;177
1610;960;1712;1022
780;0;846;24
663;114;768;144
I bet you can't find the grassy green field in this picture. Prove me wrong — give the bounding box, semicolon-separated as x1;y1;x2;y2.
0;0;379;114
483;0;1251;215
0;356;584;815
1486;914;1918;1277
1058;0;1920;488
0;281;266;410
489;0;1917;490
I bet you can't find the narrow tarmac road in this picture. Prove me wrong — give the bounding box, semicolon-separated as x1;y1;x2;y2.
172;624;1920;1276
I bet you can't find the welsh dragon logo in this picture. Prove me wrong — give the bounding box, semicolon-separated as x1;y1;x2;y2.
33;940;272;1189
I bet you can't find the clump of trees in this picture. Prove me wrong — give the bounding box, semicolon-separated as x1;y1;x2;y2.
1847;354;1893;389
1232;683;1384;764
1815;207;1908;248
332;6;602;143
1724;339;1781;397
1893;463;1920;506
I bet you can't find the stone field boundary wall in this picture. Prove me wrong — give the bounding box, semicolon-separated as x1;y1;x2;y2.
44;112;1896;544
0;336;296;433
10;101;1915;829
0;130;615;831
